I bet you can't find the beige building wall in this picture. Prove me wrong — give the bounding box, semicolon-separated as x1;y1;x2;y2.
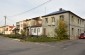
42;13;69;37
42;12;85;39
0;27;4;34
69;13;84;39
17;21;26;34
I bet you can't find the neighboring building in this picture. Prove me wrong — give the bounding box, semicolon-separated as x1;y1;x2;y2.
16;22;20;34
16;20;28;34
42;8;85;39
5;25;15;34
0;25;15;34
16;17;43;36
0;26;4;34
15;8;85;39
28;17;42;36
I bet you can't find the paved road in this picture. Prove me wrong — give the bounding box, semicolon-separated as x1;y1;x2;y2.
0;36;85;55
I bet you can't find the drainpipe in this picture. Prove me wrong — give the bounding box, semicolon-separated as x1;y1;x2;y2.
37;28;38;37
69;12;70;39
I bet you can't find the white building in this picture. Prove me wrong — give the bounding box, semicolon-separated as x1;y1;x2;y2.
30;26;43;36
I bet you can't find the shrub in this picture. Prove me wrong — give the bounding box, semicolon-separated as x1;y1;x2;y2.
4;34;22;39
25;37;57;42
55;20;69;40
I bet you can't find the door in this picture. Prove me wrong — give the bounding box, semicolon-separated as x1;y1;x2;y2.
43;28;46;35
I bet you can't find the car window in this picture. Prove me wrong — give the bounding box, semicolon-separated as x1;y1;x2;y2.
80;33;84;36
84;33;85;36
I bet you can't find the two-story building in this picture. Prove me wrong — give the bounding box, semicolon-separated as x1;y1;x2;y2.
16;20;28;34
28;17;42;36
16;17;43;36
42;8;85;39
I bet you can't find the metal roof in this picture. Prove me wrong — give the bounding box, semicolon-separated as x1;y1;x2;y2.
43;10;69;17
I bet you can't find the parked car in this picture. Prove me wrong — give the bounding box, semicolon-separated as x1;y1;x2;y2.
79;33;85;39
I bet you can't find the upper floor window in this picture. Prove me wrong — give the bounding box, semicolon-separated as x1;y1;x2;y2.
52;17;55;22
71;16;74;22
82;20;84;24
60;15;64;21
80;20;81;24
78;19;79;24
45;18;48;23
72;16;74;18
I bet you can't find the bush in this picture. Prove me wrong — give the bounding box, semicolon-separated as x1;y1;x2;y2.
4;34;22;39
25;37;58;42
0;33;3;35
55;20;69;40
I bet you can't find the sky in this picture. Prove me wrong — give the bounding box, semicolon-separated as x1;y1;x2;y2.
0;0;85;26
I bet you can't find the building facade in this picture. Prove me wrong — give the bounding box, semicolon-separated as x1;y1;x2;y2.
16;17;43;36
0;25;15;34
15;8;85;39
28;17;42;36
42;8;85;39
16;20;28;34
0;26;4;34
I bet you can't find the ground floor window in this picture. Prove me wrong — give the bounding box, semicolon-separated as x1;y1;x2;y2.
43;28;46;35
34;28;36;33
80;29;81;34
72;28;74;35
78;29;79;35
38;28;40;32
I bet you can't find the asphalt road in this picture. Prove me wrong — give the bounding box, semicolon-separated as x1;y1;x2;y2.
0;36;85;55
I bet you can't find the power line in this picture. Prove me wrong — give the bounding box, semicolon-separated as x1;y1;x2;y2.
7;18;16;23
8;0;52;17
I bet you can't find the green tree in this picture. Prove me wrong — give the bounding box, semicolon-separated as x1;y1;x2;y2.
55;20;68;40
21;29;26;39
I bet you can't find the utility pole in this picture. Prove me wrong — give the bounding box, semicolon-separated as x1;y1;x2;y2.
4;16;6;34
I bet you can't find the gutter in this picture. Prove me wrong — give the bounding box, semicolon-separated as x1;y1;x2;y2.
69;12;70;39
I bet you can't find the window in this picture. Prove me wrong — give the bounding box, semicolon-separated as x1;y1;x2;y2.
31;29;33;32
78;29;79;35
38;28;40;32
48;25;51;26
72;28;74;35
72;16;74;18
78;19;79;24
60;15;64;21
71;16;74;22
45;18;48;23
34;28;36;33
80;29;81;34
80;20;81;24
52;17;55;22
81;20;83;24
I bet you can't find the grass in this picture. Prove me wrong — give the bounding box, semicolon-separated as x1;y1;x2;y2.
25;37;61;42
1;34;69;42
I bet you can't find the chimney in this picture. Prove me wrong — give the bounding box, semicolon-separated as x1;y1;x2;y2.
59;8;63;11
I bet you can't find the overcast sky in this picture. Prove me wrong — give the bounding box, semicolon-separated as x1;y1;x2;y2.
0;0;85;26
